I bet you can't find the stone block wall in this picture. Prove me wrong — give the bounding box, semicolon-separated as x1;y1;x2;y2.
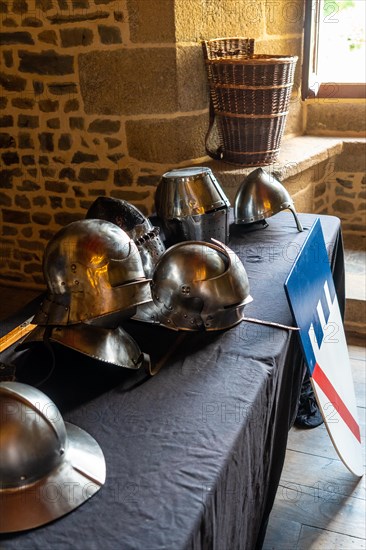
0;0;305;288
330;171;366;235
286;159;331;216
305;93;366;244
327;142;366;241
309;142;366;244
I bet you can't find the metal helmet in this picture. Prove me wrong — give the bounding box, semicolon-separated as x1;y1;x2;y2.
234;168;303;231
134;239;252;331
155;166;230;245
0;381;106;533
33;219;152;326
19;323;150;371
86;197;165;279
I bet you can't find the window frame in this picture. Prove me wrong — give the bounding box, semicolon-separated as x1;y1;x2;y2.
302;0;366;100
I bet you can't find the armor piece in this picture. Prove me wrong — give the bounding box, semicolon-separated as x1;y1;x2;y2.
86;197;165;279
33;219;152;326
234;167;303;231
155;166;230;245
0;381;106;533
19;324;150;371
134;239;252;331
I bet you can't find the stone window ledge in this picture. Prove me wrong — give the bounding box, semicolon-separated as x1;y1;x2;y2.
204;135;365;200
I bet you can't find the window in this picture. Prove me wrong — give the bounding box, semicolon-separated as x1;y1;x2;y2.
302;0;366;99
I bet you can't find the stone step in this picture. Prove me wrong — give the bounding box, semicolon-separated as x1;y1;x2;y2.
344;248;366;337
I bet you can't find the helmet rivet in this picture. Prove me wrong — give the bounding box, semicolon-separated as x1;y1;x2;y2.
20;475;26;481
71;264;77;272
74;280;79;285
61;281;66;286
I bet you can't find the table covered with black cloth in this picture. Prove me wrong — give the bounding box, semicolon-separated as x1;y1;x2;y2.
0;212;344;550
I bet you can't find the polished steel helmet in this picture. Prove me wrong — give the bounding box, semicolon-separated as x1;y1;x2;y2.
0;381;106;533
134;239;252;331
234;168;303;231
20;323;150;371
34;219;152;326
86;197;165;278
155;166;230;245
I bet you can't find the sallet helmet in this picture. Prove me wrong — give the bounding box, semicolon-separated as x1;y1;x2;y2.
33;219;152;326
19;323;150;371
0;381;106;533
234;167;303;231
134;239;252;331
86;197;166;279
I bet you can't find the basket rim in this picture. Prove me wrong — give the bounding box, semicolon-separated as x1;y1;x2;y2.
205;54;298;65
209;82;294;90
224;147;280;156
215;111;289;119
202;36;255;44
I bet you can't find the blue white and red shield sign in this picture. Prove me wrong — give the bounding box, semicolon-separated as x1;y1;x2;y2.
285;218;363;476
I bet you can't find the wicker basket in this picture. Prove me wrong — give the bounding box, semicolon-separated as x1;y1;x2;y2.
202;38;298;166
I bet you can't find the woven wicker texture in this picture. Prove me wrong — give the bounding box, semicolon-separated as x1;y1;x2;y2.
202;38;297;166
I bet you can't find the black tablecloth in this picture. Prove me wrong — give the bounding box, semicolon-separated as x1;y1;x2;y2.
0;213;344;550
